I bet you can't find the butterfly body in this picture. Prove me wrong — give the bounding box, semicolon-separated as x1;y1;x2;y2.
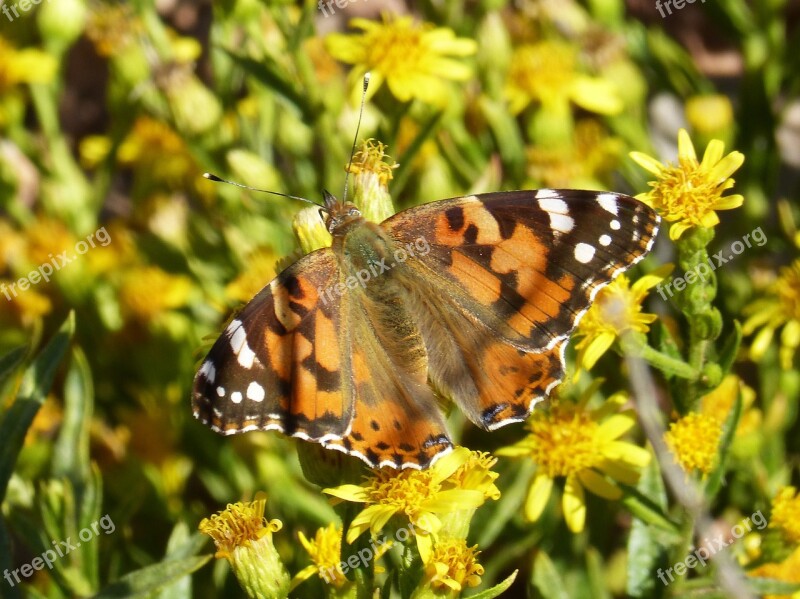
193;189;659;469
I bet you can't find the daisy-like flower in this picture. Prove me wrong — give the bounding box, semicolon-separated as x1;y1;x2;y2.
664;412;722;476
505;40;622;116
325;15;477;106
420;537;484;596
769;487;800;545
323;447;494;562
630;129;745;240
496;391;651;533
292;523;391;591
572;266;672;372
198;493;290;599
743;259;800;369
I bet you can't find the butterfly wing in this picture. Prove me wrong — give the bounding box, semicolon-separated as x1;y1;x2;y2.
193;249;355;442
382;189;659;429
192;245;452;469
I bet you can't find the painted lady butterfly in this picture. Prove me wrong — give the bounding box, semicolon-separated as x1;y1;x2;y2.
192;186;659;469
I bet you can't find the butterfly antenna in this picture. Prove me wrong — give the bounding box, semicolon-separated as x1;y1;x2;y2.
342;72;370;204
203;173;324;209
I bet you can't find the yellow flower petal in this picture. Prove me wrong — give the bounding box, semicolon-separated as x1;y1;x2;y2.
578;469;622;500
596;413;636;441
563;475;587;533
629;151;666;176
525;473;554;521
677;128;697;163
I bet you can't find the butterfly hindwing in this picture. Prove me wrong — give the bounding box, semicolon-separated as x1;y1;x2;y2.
382;189;659;429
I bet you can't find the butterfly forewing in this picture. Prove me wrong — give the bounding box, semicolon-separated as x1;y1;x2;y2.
193;249;355;441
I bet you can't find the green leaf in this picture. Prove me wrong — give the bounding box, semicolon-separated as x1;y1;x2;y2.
467;569;517;599
625;458;671;598
0;345;27;384
52;346;93;488
0;312;74;502
704;386;743;499
390;110;445;198
530;551;569;599
93;555;213;598
746;577;800;595
0;517;22;599
222;49;315;121
717;321;743;376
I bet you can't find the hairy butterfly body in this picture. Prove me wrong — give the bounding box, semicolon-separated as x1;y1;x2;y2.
193;188;659;469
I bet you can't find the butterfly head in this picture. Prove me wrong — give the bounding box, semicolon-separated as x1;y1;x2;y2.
323;190;364;236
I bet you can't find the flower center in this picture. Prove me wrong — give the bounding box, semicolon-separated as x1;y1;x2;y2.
365;22;425;74
368;471;439;516
651;160;721;224
527;407;601;477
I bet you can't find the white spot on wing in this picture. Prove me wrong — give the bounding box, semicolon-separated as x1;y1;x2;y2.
611;219;621;230
598;193;619;215
247;381;265;402
575;243;596;264
599;234;612;247
538;196;575;236
229;320;259;369
216;386;225;397
231;391;243;404
199;361;216;383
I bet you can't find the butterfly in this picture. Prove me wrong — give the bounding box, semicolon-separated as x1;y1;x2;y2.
193;188;659;469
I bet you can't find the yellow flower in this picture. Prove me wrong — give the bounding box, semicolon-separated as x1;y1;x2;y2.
747;546;800;598
664;412;722;476
526;119;623;188
292;524;348;589
685;95;734;138
118;117;198;187
325;15;477;106
630;129;745;240
496;391;651;533
346;139;398;223
421;537;484;595
323;447;493;562
0;279;52;326
0;37;58;91
572;266;672;372
118;266;191;323
291;523;390;591
700;374;761;444
743;259;800;369
505;40;622;115
84;4;140;57
769;487;800;545
225;249;279;304
199;493;289;599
